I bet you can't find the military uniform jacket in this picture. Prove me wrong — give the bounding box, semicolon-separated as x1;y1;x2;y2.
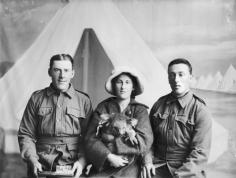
18;84;93;170
144;91;212;178
85;97;153;177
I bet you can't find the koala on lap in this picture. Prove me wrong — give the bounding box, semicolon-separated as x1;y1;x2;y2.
96;113;138;153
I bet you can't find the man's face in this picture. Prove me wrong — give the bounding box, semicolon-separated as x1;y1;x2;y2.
168;63;192;97
48;60;74;92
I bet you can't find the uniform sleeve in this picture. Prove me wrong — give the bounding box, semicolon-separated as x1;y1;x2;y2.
81;96;93;135
174;104;212;178
142;102;158;164
18;94;39;163
115;106;154;156
84;105;111;171
78;96;93;161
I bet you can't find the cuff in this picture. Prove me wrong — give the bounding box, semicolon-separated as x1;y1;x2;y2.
142;151;153;164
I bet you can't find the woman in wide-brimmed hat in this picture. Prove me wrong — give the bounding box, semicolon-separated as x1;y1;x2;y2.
85;66;153;178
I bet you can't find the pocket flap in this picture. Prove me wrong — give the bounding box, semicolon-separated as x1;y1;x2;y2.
66;107;85;119
38;107;52;116
175;115;187;123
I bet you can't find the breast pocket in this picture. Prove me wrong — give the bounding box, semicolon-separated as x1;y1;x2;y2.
66;107;85;135
152;112;169;134
38;107;53;134
175;115;195;144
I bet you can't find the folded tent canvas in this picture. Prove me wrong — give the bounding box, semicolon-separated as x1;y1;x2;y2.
0;0;228;164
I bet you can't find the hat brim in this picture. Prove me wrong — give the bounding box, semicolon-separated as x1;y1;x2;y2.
105;67;144;96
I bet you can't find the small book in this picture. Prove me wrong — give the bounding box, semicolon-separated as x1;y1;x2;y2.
38;165;75;177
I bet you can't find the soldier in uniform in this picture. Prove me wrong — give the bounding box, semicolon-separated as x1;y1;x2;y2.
141;58;212;178
18;54;93;178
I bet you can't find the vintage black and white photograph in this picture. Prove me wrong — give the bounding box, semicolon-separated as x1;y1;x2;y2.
0;0;236;177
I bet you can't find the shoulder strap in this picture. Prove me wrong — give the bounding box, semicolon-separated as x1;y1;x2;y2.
187;97;197;125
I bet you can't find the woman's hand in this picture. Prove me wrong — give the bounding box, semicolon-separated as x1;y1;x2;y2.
140;163;156;178
107;153;129;168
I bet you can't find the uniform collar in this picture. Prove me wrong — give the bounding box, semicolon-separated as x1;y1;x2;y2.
46;83;75;99
167;91;193;108
110;97;143;106
108;97;148;116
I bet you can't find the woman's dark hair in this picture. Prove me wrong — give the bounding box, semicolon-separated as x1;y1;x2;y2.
111;72;138;98
168;58;192;74
49;54;74;69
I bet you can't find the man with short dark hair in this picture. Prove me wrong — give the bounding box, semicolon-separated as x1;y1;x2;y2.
18;54;93;178
141;58;212;178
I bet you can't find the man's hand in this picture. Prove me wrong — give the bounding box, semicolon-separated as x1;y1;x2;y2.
107;153;129;168
72;160;83;178
140;163;156;178
29;158;43;177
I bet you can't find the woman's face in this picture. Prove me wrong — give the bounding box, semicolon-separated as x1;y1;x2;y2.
114;74;134;100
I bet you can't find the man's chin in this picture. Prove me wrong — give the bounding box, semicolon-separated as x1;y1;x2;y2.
56;85;69;92
173;90;189;97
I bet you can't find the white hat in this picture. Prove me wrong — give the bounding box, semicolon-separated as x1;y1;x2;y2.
105;66;144;96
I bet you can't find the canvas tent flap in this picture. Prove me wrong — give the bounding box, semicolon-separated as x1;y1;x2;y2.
72;28;114;107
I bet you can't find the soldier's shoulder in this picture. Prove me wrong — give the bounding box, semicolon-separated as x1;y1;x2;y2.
154;93;170;105
159;93;170;101
74;89;90;99
31;88;46;97
193;93;206;105
150;93;170;110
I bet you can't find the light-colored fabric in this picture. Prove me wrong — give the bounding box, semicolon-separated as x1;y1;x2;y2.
105;66;144;96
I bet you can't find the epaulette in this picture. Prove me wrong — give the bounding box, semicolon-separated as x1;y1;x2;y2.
193;94;206;105
158;93;170;102
32;88;46;95
32;90;41;95
75;89;90;98
152;93;170;106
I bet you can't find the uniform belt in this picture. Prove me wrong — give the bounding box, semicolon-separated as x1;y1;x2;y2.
37;136;81;144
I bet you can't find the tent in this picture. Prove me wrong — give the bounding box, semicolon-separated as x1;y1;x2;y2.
208;71;223;91
219;64;236;92
229;82;236;92
0;0;228;164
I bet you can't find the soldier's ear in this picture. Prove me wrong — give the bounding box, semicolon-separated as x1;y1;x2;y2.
71;69;75;78
48;68;52;77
